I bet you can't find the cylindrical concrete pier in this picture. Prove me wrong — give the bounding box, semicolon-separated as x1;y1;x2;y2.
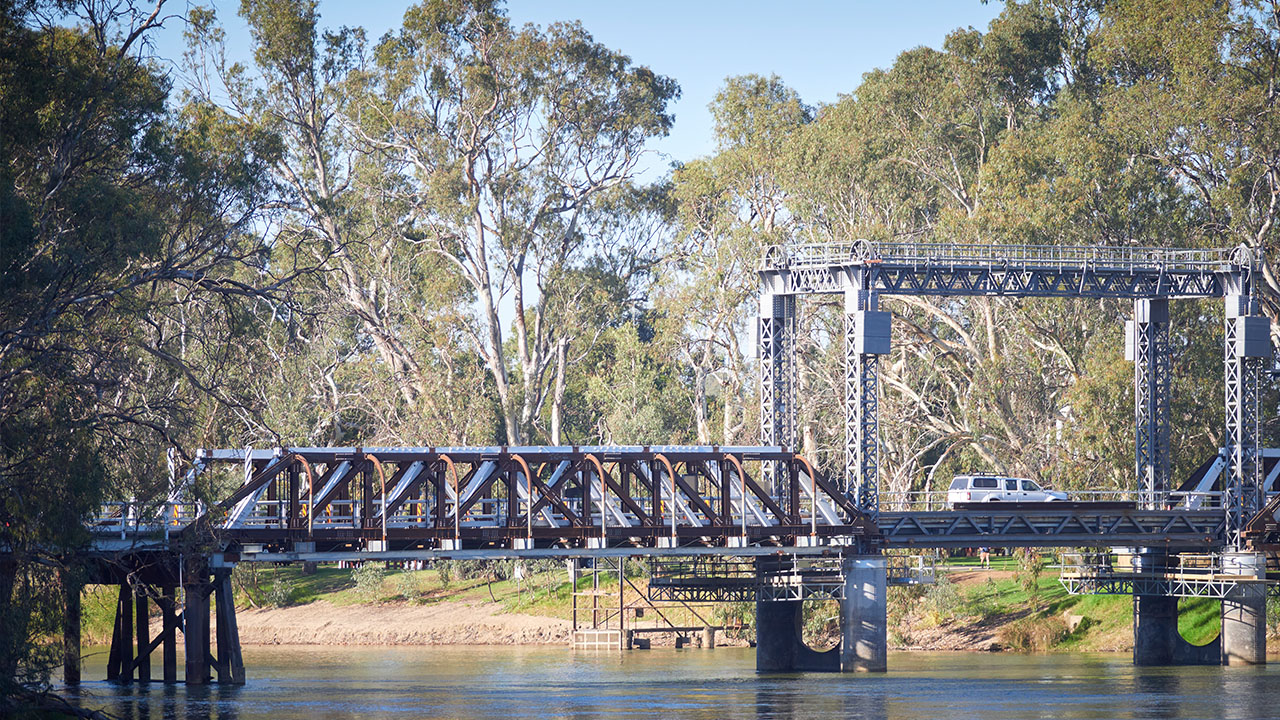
1132;550;1220;666
1221;552;1266;666
839;555;887;673
755;600;840;672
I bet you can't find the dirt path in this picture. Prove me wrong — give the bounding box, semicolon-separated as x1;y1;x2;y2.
211;600;570;646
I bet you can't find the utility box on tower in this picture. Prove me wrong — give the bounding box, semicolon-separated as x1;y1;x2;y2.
852;311;891;355
1231;316;1271;358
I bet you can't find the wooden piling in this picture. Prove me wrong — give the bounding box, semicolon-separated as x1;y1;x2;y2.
135;584;150;682
184;579;207;685
61;570;80;685
118;584;134;684
161;585;177;684
105;588;121;682
214;569;245;684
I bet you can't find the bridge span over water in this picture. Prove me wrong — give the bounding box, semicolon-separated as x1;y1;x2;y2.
61;241;1280;685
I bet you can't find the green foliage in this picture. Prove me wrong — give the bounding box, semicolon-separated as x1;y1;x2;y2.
351;563;386;602
922;576;965;623
395;571;421;600
265;577;294;608
711;601;754;640
1015;549;1048;601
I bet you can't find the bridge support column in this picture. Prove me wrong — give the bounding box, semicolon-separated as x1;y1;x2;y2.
1132;551;1220;666
135;584;150;683
1224;295;1269;548
839;555;887;673
755;600;839;672
213;567;246;684
161;584;178;684
759;292;796;494
106;582;133;683
1128;298;1170;509
1222;551;1267;666
61;568;80;686
844;289;888;518
184;571;209;686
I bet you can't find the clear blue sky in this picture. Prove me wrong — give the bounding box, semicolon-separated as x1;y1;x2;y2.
150;0;1004;172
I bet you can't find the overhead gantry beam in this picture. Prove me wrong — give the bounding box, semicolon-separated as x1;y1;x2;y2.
761;241;1235;299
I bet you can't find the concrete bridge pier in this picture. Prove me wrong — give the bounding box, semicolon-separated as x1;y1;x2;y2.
755;554;886;673
755;600;840;672
1132;551;1219;666
839;555;887;673
1221;552;1267;666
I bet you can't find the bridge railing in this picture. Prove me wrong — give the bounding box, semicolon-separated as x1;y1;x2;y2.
90;501;202;539
762;241;1246;272
1059;551;1235;578
877;489;1225;512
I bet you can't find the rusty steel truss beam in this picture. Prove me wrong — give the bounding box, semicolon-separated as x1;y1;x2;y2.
183;446;877;552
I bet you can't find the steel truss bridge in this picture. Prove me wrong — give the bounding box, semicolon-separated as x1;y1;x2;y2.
137;445;876;553
94;446;1238;558
758;240;1272;552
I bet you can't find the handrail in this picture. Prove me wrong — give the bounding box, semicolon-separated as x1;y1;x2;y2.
762;241;1257;272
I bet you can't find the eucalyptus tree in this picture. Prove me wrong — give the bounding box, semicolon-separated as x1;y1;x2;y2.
350;0;678;445
664;74;811;445
1;0;297;700
186;0;497;445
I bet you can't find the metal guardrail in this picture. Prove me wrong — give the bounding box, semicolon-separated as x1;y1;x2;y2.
762;241;1254;272
876;490;1225;512
1057;551;1272;599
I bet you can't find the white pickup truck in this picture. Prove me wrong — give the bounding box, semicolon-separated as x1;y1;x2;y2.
946;475;1067;506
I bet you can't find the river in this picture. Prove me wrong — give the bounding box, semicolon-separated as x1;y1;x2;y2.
60;646;1280;719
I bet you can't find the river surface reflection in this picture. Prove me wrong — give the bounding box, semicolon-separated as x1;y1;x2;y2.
61;645;1280;719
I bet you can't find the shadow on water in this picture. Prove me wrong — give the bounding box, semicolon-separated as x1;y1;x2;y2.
753;678;887;720
1132;668;1180;720
68;682;242;720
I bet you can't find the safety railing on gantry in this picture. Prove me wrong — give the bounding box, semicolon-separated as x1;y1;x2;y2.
762;241;1254;272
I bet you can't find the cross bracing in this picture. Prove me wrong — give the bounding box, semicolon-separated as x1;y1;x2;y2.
150;446;877;552
877;508;1224;549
